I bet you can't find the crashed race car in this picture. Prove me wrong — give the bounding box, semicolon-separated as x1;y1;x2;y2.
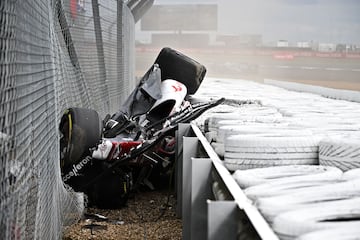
59;47;224;209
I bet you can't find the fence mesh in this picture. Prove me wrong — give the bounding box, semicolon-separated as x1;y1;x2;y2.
0;0;135;239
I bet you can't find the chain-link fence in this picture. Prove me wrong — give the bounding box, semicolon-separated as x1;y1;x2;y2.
0;0;136;239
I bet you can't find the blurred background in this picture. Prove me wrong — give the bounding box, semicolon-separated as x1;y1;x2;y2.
135;0;360;90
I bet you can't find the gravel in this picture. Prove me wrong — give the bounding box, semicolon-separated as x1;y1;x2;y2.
62;189;182;240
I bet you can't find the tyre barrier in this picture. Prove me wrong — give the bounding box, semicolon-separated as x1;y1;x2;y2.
204;131;217;143
194;78;360;239
205;115;284;132
244;179;341;201
256;178;360;224
211;142;225;158
296;225;360;240
226;158;318;171
319;137;360;171
232;165;342;189
287;121;360;138
218;118;286;127
217;125;312;144
205;114;243;132
272;197;360;240
203;104;283;132
343;168;360;180
225;136;321;171
210;124;311;158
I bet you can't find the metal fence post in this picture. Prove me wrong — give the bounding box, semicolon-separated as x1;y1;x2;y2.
117;0;125;104
92;0;109;111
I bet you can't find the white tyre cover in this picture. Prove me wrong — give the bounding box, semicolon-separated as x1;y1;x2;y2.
224;135;321;171
225;159;318;171
232;165;342;189
211;142;224;157
205;110;282;132
217;125;272;144
296;225;360;240
272;197;360;239
218;126;312;144
343;168;360;180
225;151;318;159
244;179;341;201
319;137;360;171
217;119;287;128
205;113;247;130
225;146;318;153
225;135;321;148
204;131;217;143
257;178;360;223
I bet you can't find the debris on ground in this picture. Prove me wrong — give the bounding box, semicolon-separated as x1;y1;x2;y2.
62;189;182;240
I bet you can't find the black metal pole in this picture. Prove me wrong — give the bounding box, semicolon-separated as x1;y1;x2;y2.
92;0;109;110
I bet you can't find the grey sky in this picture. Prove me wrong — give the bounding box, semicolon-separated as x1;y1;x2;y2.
151;0;360;44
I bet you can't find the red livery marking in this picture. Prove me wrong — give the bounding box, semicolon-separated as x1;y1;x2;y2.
172;84;182;92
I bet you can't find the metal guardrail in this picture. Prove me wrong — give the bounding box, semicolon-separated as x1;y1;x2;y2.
176;122;279;240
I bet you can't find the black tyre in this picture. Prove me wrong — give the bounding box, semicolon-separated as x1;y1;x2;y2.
89;168;132;209
59;107;102;171
154;47;206;94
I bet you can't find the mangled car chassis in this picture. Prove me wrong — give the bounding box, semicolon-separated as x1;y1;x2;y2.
59;47;224;209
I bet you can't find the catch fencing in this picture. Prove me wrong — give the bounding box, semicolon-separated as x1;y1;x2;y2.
0;0;136;239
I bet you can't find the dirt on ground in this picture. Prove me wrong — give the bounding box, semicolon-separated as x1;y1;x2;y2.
62;189;182;240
